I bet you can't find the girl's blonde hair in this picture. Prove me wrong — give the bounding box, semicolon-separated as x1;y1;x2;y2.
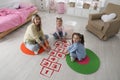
56;17;63;22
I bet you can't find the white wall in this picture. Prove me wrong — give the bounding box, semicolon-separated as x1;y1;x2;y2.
99;0;120;9
107;0;120;3
0;0;35;8
0;0;17;7
20;0;35;4
0;0;120;9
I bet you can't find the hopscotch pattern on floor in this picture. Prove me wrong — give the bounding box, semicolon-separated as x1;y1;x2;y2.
40;40;71;77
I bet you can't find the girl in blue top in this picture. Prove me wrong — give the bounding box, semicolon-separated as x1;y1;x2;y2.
67;33;86;62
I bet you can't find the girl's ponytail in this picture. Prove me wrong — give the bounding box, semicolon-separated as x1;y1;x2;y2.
80;34;84;45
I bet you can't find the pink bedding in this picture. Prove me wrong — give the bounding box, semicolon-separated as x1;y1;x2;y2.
0;6;37;32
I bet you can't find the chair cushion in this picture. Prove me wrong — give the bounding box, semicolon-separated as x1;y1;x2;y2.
90;20;104;30
20;43;45;55
101;13;117;22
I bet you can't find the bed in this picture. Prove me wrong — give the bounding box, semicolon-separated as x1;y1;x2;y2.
0;3;38;38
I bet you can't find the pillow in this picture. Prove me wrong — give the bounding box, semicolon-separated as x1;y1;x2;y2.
101;13;117;22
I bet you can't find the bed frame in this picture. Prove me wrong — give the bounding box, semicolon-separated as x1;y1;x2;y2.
0;10;38;39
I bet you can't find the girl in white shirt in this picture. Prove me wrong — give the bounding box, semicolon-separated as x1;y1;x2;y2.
53;17;67;40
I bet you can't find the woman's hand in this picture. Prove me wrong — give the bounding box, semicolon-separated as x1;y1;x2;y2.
44;40;51;51
39;43;50;52
47;45;51;50
43;46;50;52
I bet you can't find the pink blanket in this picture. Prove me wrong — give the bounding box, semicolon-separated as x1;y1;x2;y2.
0;6;37;32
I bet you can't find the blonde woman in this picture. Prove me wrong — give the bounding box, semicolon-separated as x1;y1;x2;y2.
23;14;51;54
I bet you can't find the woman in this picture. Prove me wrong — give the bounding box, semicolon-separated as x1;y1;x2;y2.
23;14;51;55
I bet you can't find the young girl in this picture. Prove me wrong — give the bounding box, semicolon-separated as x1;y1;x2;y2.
67;33;86;62
23;14;51;55
53;17;67;40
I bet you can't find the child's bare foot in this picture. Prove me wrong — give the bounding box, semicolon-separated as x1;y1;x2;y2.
65;51;69;55
71;57;75;62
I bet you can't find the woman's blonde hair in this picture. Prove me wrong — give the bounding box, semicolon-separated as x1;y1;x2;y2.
31;14;41;22
31;14;41;31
